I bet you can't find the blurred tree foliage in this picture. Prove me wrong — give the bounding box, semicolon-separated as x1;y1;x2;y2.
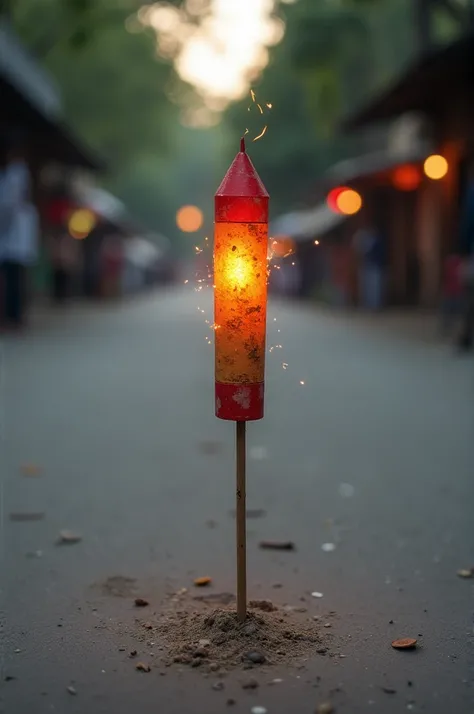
225;0;469;215
10;0;177;166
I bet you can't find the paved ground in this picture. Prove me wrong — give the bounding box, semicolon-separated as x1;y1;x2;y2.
1;288;473;714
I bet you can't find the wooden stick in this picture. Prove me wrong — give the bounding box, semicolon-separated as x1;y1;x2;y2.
236;420;247;621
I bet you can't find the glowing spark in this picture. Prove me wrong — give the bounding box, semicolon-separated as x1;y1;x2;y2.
184;279;189;284
314;240;319;245
253;125;267;142
266;102;272;109
244;127;249;135
300;380;305;386
250;89;256;102
282;362;288;370
257;103;264;114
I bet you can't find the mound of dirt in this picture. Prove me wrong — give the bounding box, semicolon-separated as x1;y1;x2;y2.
152;606;326;671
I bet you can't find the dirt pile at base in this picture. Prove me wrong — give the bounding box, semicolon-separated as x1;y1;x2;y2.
153;607;326;671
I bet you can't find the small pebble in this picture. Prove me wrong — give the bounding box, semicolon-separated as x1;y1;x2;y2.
251;708;267;714
311;592;324;599
57;530;82;545
243;651;266;665
212;681;225;691
66;686;77;696
135;662;151;672
209;662;220;672
323;622;332;628
129;650;137;658
193;647;209;658
134;598;149;607
191;658;201;668
321;543;336;552
457;568;474;579
269;678;283;685
242;678;259;689
199;639;211;647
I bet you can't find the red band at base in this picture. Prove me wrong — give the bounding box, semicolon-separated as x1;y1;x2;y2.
215;382;264;421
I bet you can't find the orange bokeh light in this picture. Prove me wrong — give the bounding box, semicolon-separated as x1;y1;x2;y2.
392;165;421;191
335;188;362;216
176;204;204;232
423;154;448;180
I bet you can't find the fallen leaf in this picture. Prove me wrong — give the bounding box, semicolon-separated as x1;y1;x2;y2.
20;463;42;477
391;638;417;650
134;598;149;607
136;662;151;672
9;512;45;522
457;568;474;579
194;576;212;587
57;530;82;545
259;540;295;551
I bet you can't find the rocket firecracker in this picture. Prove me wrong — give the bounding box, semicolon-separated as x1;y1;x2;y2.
214;137;269;422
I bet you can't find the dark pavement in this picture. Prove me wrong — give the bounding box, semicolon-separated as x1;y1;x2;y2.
1;288;473;714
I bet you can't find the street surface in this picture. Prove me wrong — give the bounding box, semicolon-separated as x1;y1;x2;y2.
1;288;473;714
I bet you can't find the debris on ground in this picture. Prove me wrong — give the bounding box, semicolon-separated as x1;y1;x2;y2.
227;698;236;706
101;576;137;598
269;678;283;685
311;592;324;599
136;662;151;672
251;708;267;714
134;598;149;607
9;512;45;522
248;599;277;612
66;686;77;695
391;638;417;650
229;509;266;519
242;678;259;689
20;463;42;477
57;530;82;545
381;686;397;694
259;541;295;551
4;676;16;682
456;568;474;579
243;651;266;665
317;704;334;714
321;543;336;552
151;606;324;671
193;592;235;605
194;576;212;587
129;650;137;658
212;681;225;691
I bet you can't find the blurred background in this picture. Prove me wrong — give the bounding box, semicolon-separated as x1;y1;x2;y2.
1;0;474;324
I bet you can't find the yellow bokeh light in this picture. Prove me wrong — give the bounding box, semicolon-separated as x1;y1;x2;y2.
423;154;448;180
176;204;204;232
68;208;96;240
336;189;362;216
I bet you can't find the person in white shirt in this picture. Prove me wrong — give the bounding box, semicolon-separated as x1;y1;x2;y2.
0;139;39;328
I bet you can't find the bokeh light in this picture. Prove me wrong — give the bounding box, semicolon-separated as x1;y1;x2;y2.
424;154;448;180
68;208;96;240
176;205;204;232
335;188;362;216
392;165;421;191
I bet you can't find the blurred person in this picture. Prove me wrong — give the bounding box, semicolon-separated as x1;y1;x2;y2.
353;226;385;310
457;163;474;351
0;137;39;329
439;253;463;336
49;230;81;304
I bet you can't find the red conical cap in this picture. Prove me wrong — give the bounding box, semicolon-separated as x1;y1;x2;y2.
215;137;269;223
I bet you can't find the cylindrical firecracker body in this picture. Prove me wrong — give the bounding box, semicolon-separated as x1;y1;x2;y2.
214;139;269;421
